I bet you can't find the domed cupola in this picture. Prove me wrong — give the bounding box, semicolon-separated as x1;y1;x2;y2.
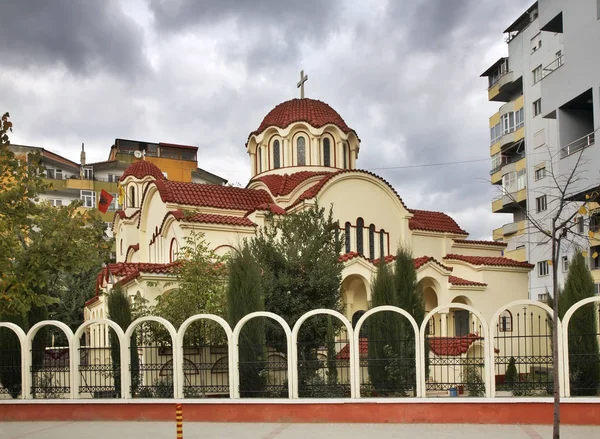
246;97;360;178
119;160;166;212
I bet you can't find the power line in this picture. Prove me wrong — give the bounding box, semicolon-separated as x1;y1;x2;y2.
368;158;489;171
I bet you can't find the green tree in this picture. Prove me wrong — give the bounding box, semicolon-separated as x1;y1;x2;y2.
226;244;266;397
0;311;26;398
249;205;343;395
393;246;424;390
107;286;139;397
558;250;600;396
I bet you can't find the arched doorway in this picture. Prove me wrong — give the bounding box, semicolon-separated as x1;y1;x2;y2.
341;275;368;321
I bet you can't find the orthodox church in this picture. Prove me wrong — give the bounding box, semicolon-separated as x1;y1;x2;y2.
86;92;533;337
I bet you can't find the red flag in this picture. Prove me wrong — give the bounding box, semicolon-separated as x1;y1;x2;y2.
98;189;114;213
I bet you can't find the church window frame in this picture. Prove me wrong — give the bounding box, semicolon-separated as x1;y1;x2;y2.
356;217;364;255
323;137;331;166
273;139;281;169
170;238;179;263
499;310;513;332
368;224;375;260
344;222;351;253
297;136;306;166
343;143;348;169
379;229;386;259
129;185;136;208
258;146;263;173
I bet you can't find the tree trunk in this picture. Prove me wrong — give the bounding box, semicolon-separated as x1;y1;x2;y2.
552;225;560;438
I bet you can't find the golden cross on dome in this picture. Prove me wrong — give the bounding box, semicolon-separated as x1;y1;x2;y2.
297;70;308;98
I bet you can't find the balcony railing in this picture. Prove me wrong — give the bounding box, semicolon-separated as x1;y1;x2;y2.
542;55;563;79
560;131;595;158
490;151;525;175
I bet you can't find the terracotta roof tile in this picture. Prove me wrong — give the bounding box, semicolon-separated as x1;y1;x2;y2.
182;212;256;227
153;180;273;211
443;254;534;269
250;98;356;138
120;161;167;182
448;276;487;287
413;256;453;272
453;239;507;247
96;262;180;294
429;334;482;356
409;210;468;235
337;338;368;360
252;203;287;215
253;171;333;196
115;209;140;220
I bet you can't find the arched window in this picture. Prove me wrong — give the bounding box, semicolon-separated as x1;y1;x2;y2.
356;218;364;255
120;239;123;255
273;140;281;169
258;147;262;173
369;224;375;260
297;136;306;166
499;310;513;332
379;229;385;259
169;238;179;263
344;222;351;253
343;143;348;169
129;185;136;207
323;138;331;166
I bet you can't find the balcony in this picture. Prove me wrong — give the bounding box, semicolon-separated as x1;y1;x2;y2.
492;220;526;241
560;131;595;159
492;188;527;213
542;55;563;80
490;152;525;176
505;247;526;262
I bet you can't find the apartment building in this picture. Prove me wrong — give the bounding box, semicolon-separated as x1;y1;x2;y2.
10;139;227;238
482;1;600;299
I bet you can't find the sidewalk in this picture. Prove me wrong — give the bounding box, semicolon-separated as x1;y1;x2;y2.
2;422;599;439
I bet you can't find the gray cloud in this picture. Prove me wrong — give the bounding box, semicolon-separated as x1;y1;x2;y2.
0;0;148;76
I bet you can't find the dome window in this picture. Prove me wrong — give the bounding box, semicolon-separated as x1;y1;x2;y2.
258;147;262;173
356;218;364;255
323;138;331;166
273;140;281;169
297;136;306;166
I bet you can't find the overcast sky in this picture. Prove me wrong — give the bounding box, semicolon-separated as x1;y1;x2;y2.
1;0;534;239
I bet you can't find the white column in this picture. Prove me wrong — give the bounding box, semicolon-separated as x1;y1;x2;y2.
440;312;449;337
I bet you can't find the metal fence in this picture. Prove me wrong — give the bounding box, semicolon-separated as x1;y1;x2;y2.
1;298;600;399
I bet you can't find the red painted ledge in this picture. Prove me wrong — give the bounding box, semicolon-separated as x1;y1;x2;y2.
1;401;599;425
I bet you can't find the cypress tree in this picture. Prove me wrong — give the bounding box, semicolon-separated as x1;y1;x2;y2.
558;250;600;396
226;245;265;397
394;246;424;392
107;287;139;397
367;259;403;394
0;311;27;398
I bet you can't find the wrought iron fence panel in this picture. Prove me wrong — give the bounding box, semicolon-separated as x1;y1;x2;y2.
78;323;119;398
494;310;553;396
425;313;486;397
181;319;229;398
359;311;417;397
238;318;288;398
0;327;22;399
296;314;350;398
30;326;70;399
131;321;173;398
566;303;600;396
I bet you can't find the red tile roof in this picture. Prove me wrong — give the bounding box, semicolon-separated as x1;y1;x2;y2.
413;256;453;272
337;338;368;360
96;262;180;294
409;210;468;235
174;210;256;227
429;334;482;356
115;209;140;220
153;180;273;211
250;98;356;138
253;171;333;196
252;203;287;215
448;276;487;287
453;239;507;247
443;254;534;269
120;160;167;182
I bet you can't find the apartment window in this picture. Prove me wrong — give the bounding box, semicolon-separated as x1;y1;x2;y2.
536;195;547;212
531;33;542;53
532;65;542;83
517;169;526;191
533;99;542;116
576;216;585;234
515;108;524;129
590;214;600;233
538;293;550;302
538;261;549;277
534;166;546;181
81;190;96;208
490;122;502;145
491;153;502;171
83;167;93;180
51;199;63;207
45;168;55;179
562;256;569;272
501;112;515;135
108;194;119;211
105;222;113;231
502;172;517;194
108;174;121;183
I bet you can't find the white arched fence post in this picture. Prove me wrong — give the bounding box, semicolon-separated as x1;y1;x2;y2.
489;299;563;398
124;316;178;399
421;304;491;398
232;312;293;399
176;315;233;399
26;321;75;399
354;306;421;398
0;323;28;399
561;296;600;398
291;309;354;399
73;318;126;399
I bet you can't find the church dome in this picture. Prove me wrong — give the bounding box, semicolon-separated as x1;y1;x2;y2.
120;160;167;182
251;98;355;137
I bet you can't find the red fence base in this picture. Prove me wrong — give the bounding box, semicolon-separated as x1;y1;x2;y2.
1;401;599;425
